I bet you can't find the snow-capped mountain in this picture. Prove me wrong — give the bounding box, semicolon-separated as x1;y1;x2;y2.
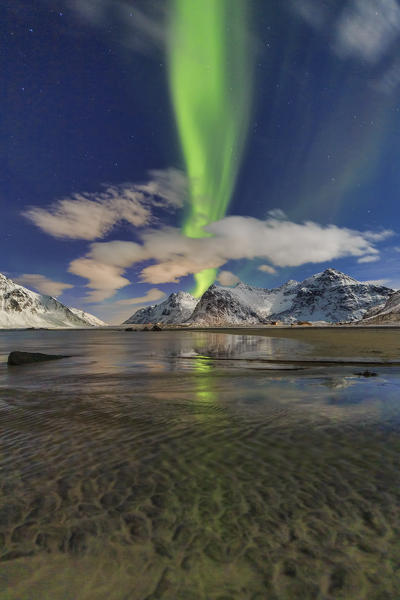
360;290;400;324
122;269;393;326
189;280;298;325
189;269;393;325
273;269;392;323
68;307;106;327
123;291;198;324
0;273;105;328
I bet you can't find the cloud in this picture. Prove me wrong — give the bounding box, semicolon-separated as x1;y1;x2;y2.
69;214;394;300
267;208;287;220
292;0;400;73
258;264;277;274
23;186;150;240
357;254;380;263
70;0;108;25
216;271;240;286
363;230;394;242
135;168;187;209
140;256;222;285
290;0;329;29
116;288;166;306
374;59;400;93
69;0;166;56
88;240;149;266
68;259;130;301
334;0;400;64
23;168;185;241
15;274;74;297
204;217;392;267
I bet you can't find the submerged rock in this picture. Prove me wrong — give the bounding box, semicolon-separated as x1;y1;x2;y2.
7;351;69;366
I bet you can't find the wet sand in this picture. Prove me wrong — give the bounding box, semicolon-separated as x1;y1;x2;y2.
0;329;400;599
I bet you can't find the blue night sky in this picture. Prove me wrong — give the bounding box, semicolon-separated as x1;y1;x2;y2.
2;0;400;323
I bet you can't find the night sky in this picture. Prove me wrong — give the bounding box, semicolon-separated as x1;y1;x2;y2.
2;0;400;323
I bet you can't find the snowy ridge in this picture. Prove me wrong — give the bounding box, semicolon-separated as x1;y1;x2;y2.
123;268;393;326
190;269;392;325
189;280;299;325
69;307;106;327
187;285;264;325
273;268;392;323
124;291;198;324
0;273;106;328
361;290;400;324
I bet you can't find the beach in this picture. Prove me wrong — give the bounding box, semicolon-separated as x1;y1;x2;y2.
0;328;399;599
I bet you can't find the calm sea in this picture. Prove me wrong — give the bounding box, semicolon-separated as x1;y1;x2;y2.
0;328;400;599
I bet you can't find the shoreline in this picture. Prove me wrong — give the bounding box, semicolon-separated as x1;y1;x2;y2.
2;323;400;332
1;325;400;362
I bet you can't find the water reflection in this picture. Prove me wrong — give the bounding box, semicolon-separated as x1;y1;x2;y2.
186;331;311;361
193;356;217;404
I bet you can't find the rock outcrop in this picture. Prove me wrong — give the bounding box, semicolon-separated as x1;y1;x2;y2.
8;351;70;366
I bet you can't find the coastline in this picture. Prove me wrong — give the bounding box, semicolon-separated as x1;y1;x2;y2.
2;325;400;362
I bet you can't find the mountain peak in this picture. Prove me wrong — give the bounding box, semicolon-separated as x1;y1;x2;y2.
322;268;342;275
124;290;197;324
0;272;106;328
318;268;350;279
302;268;358;288
173;290;195;299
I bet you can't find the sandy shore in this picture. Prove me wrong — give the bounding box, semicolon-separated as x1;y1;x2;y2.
1;328;400;598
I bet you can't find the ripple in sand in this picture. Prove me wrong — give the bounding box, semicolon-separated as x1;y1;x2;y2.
1;330;400;598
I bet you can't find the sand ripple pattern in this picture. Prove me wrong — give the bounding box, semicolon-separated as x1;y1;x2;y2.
1;370;400;600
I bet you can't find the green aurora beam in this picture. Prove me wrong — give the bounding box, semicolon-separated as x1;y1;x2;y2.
167;0;254;296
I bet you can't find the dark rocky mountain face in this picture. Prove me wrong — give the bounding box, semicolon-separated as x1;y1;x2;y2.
361;290;400;324
124;291;198;324
188;285;266;325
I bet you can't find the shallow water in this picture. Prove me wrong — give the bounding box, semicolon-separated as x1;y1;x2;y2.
0;329;400;599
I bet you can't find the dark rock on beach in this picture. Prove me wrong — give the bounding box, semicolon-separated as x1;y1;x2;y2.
7;351;70;366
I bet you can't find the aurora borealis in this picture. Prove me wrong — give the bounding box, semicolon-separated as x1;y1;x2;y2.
167;0;254;296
